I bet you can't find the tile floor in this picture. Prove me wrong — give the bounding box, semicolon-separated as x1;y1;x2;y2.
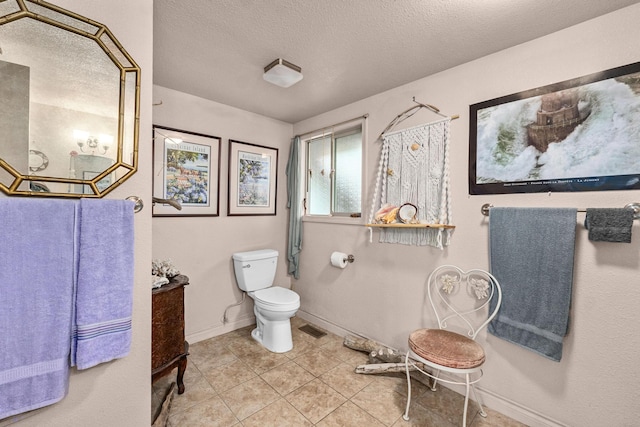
152;317;527;426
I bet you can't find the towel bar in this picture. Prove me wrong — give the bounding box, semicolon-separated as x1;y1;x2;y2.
480;202;640;220
126;196;144;213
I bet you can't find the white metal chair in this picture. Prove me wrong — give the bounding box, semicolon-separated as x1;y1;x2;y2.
403;265;502;426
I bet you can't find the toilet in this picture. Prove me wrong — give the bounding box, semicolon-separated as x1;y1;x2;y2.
232;249;300;353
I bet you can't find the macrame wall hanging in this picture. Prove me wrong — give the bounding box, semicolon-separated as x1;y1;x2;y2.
367;101;457;248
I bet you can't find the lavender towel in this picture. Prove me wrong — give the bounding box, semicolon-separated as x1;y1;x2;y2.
584;208;634;243
488;207;577;362
72;199;134;370
0;199;77;419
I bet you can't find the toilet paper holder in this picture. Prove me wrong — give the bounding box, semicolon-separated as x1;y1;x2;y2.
330;251;355;268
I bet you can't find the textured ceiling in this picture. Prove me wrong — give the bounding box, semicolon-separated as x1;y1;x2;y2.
154;0;639;124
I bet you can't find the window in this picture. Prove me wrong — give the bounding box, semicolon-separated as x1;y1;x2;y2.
305;126;362;217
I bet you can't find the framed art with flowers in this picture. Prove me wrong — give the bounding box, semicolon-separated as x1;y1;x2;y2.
152;125;221;217
228;139;278;216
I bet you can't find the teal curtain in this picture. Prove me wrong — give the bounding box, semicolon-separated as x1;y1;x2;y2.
286;136;303;279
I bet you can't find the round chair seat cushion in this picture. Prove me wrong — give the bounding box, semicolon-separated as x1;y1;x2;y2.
408;329;485;369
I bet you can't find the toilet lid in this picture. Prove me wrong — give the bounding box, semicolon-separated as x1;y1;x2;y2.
252;286;299;306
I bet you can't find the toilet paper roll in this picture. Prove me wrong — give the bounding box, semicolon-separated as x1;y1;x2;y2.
330;251;348;269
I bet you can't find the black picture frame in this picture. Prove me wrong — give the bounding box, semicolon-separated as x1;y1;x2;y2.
227;139;278;216
152;125;221;217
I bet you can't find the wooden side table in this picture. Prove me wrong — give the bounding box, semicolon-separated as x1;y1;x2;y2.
152;274;189;394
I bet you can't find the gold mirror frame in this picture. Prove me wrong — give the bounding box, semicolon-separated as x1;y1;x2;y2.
0;0;140;197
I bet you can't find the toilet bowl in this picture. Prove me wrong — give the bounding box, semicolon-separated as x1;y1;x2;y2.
249;286;300;353
232;249;300;353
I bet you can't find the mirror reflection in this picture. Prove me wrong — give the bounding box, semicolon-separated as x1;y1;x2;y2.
0;0;140;197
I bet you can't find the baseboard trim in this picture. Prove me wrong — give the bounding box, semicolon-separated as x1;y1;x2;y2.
186;315;255;344
295;309;373;342
474;387;567;427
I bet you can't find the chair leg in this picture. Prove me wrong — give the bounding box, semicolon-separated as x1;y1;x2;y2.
462;373;471;427
403;353;412;421
430;369;440;391
471;384;487;417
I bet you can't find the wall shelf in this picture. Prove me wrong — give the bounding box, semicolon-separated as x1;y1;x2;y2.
366;223;455;229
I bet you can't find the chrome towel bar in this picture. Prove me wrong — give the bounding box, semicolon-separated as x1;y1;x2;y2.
480;202;640;220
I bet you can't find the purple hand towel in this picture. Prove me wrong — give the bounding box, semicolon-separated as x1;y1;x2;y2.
72;199;134;370
0;198;77;418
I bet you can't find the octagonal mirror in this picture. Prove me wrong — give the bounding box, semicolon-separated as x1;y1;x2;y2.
0;0;140;197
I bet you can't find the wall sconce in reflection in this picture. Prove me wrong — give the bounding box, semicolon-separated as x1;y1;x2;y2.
73;129;113;155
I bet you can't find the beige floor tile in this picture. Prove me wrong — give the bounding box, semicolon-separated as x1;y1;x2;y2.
370;372;415;397
372;370;432;401
316;400;386;427
319;362;375;398
391;400;455;427
307;329;340;348
342;348;371;365
201;358;257;393
350;380;406;426
226;334;265;358
205;327;252;347
293;347;343;377
286;378;347;424
287;333;323;359
188;338;238;369
413;384;478;427
168;395;239;427
182;361;207;387
290;316;307;328
153;321;526;427
168;374;218;415
319;334;368;363
242;398;313;427
238;346;291;375
221;376;280;420
261;360;316;395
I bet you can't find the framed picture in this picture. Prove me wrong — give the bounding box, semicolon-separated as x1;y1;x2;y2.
152;125;221;217
228;139;278;216
469;61;640;195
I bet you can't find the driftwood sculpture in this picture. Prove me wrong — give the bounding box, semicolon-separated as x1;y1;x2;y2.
343;335;404;363
343;335;431;386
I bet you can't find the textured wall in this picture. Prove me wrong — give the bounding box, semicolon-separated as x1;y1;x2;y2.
152;86;293;342
292;4;640;426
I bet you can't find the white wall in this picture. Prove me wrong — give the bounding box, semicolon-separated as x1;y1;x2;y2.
292;4;640;427
5;1;154;426
152;86;293;342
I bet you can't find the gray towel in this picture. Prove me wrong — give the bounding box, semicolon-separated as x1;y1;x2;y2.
488;207;577;362
584;208;633;243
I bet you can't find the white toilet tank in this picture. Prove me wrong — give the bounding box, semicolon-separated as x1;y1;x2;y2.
232;249;278;292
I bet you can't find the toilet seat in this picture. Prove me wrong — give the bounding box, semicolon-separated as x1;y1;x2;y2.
251;286;300;310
